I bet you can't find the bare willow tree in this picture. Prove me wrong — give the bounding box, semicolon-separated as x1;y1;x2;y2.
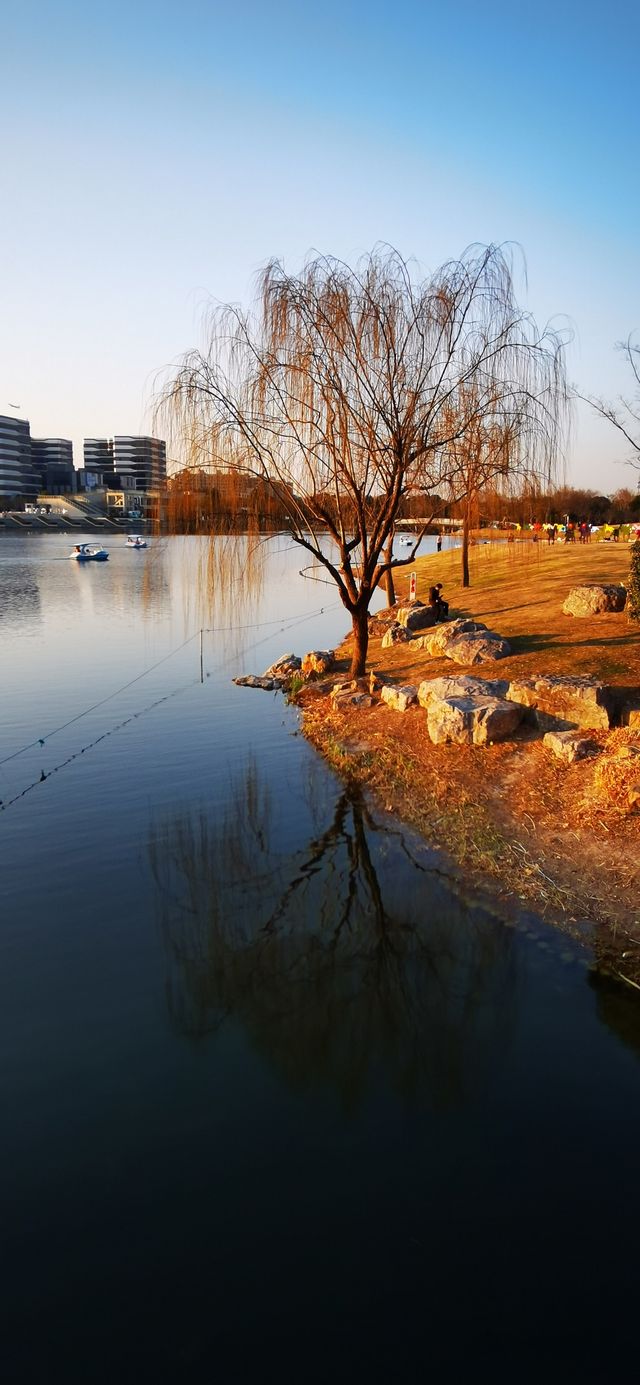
580;335;640;474
160;244;567;675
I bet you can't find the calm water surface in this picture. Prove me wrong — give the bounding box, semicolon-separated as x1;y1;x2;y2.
1;532;639;1380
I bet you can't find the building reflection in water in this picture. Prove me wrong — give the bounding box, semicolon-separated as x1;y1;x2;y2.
85;544;171;621
149;760;519;1110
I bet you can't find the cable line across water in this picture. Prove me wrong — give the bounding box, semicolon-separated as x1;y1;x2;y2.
0;600;341;778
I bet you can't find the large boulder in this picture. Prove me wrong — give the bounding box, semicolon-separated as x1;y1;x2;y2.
302;649;335;677
506;675;615;731
380;684;418;712
263;652;301;679
330;680;373;709
543;730;602;763
381;623;413;647
443;632;511;665
426;694;524;746
396;601;437;632
417;674;510;708
418;618;487;656
233;674;280;691
368;608;399;636
563;584;627;616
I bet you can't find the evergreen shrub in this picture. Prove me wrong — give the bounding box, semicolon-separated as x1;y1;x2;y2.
628;539;640;622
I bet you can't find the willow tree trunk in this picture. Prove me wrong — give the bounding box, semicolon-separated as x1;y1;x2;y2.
384;537;396;607
350;603;370;677
462;503;471;588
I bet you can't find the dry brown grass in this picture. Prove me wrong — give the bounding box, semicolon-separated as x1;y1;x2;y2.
377;536;640;688
300;538;640;983
592;733;640;815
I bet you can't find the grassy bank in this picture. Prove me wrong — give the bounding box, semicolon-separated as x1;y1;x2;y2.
299;537;640;987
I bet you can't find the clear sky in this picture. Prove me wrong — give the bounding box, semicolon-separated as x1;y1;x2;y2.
2;0;638;490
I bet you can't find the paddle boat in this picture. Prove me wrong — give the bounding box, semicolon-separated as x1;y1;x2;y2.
69;543;109;562
126;535;147;549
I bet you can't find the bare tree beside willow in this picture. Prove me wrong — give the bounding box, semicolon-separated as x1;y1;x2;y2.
441;381;560;588
159;244;567;675
579;335;640;474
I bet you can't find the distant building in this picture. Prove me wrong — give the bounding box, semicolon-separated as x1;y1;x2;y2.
83;438;114;473
113;436;166;491
31;437;76;494
105;487;146;517
0;414;38;502
82;436;166;494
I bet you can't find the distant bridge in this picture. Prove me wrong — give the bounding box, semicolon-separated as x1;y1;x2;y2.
396;518;463;531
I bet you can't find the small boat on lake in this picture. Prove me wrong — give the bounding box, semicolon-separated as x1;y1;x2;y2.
69;543;109;562
126;535;147;549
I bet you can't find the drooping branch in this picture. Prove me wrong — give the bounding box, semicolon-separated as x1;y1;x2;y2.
576;334;640;473
158;244;568;674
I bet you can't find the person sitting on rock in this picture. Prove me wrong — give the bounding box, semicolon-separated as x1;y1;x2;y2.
429;582;449;622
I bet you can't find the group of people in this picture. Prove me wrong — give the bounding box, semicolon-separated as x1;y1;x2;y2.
542;521;592;545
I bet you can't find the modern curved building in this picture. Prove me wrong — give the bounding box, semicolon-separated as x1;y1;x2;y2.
31;437;75;494
82;435;166;492
0;415;38;503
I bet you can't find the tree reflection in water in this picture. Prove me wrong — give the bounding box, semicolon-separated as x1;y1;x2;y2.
149;761;519;1109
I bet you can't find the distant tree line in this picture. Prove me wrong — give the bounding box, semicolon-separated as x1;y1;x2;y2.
468;483;640;529
162;466;447;535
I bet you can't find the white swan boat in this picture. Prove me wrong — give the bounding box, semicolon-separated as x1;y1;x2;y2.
126;535;147;549
69;543;109;562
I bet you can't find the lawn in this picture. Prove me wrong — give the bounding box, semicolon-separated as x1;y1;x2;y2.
379;536;640;687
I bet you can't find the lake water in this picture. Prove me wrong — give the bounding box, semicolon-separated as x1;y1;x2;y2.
2;531;640;1380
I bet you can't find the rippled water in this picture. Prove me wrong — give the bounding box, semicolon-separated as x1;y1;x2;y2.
1;532;639;1380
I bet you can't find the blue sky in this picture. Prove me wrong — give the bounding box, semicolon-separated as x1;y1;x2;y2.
2;0;638;489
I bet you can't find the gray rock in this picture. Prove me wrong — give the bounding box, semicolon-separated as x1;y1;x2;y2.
421;618;488;656
426;694;524;745
233;675;280;690
396;601;437;632
563;584;627;616
543;730;602;763
330;681;374;708
263;652;301;678
417;675;510;708
444;632;511;665
380;684;418;712
381;623;413;647
506;675;615;731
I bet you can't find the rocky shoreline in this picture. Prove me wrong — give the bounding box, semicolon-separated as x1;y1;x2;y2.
233;579;640;988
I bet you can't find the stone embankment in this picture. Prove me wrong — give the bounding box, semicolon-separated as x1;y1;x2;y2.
233;650;337;693
234;632;639;745
233;588;640;822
